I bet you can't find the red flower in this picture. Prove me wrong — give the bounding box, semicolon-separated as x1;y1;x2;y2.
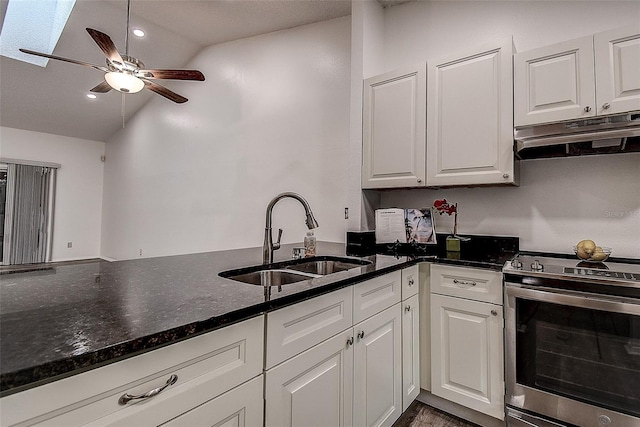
433;199;457;216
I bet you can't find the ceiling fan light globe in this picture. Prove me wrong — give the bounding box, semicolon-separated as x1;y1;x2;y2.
105;72;144;93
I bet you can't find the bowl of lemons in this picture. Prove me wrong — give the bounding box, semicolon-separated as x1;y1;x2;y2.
574;239;611;263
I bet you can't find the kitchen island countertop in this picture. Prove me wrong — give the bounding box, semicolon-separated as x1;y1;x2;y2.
1;237;517;395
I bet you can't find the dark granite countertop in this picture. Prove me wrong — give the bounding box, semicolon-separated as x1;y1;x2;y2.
0;236;517;396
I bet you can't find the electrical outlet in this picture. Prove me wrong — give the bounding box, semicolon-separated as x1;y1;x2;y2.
67;242;72;248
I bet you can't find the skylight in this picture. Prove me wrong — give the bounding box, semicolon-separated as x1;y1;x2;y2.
0;0;76;67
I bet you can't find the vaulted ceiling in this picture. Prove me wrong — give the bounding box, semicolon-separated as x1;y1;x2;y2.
0;0;355;142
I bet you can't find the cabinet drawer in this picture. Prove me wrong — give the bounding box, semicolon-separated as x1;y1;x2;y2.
266;286;353;369
430;264;502;304
161;375;263;427
401;265;419;300
353;271;401;324
1;316;264;427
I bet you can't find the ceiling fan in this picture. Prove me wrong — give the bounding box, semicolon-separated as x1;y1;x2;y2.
19;0;204;104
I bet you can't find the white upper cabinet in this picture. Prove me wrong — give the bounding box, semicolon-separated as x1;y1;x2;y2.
426;38;515;187
594;24;640;115
515;24;640;127
362;64;427;189
514;36;596;125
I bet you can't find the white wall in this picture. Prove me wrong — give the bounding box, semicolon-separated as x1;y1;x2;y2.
101;17;351;260
0;126;105;261
359;1;640;258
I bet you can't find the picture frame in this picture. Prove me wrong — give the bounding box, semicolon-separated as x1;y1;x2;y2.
405;208;437;244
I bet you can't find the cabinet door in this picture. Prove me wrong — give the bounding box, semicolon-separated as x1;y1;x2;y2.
353;304;402;427
362;64;427;189
161;376;263;427
265;329;354;427
426;39;515;186
594;24;640;116
402;294;420;411
430;294;504;420
514;36;596;126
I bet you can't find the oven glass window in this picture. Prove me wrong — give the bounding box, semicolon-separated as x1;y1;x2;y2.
516;299;640;417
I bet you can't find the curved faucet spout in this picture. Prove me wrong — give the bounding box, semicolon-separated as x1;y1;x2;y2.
263;192;318;265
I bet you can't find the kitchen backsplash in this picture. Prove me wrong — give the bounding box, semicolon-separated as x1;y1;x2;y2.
377;154;640;259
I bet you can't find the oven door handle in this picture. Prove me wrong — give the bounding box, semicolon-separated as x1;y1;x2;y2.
505;283;640;315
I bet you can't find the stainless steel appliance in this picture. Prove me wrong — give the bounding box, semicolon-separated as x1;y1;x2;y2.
514;111;640;160
503;254;640;427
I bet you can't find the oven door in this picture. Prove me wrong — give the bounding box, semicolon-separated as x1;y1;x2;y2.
505;283;640;427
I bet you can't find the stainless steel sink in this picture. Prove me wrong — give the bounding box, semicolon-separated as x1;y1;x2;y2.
220;256;372;286
284;257;371;275
223;269;319;286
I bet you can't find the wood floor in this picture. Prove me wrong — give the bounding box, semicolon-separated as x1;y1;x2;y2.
393;401;480;427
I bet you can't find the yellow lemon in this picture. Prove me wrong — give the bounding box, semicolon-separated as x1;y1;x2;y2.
576;247;591;260
577;239;596;255
591;247;608;261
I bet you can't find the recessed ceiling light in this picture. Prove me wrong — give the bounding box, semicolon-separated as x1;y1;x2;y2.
132;28;145;38
86;94;97;99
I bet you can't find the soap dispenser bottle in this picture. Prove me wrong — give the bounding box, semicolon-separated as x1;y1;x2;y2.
304;231;316;257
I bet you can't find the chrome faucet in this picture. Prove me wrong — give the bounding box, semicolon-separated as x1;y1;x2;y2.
263;192;318;264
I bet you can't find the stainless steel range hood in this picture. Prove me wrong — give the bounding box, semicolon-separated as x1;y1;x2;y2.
514;112;640;160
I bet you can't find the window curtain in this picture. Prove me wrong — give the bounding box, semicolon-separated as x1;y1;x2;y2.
2;164;56;265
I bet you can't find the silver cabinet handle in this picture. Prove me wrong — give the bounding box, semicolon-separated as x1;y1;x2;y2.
347;337;354;347
584;106;591;112
357;331;365;339
453;278;476;287
405;305;411;312
491;309;498;316
602;103;611;110
118;374;178;405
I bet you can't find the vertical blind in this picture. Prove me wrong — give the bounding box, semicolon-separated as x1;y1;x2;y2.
3;164;56;265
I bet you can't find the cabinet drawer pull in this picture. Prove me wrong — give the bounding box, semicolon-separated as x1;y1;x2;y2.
602;103;611;110
357;331;365;340
491;309;498;316
405;305;411;312
347;337;354;347
453;278;476;287
584;106;591;112
408;278;414;287
118;374;178;405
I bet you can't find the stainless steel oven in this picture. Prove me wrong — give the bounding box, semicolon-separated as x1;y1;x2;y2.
503;254;640;427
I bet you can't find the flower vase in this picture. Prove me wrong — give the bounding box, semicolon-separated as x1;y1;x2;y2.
446;235;461;252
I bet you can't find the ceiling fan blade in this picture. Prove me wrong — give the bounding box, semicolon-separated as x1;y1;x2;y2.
19;49;108;72
86;28;124;65
90;81;112;93
143;80;188;104
137;69;205;81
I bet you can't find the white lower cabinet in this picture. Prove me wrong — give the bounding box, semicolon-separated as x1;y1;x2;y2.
353;304;403;427
265;270;410;427
161;375;263;427
430;293;504;420
0;316;264;427
401;293;420;411
265;329;354;427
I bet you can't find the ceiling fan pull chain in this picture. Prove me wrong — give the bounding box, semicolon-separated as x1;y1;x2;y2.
122;93;126;128
125;0;131;56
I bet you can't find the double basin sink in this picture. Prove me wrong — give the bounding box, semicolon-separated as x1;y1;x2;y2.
220;256;372;287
